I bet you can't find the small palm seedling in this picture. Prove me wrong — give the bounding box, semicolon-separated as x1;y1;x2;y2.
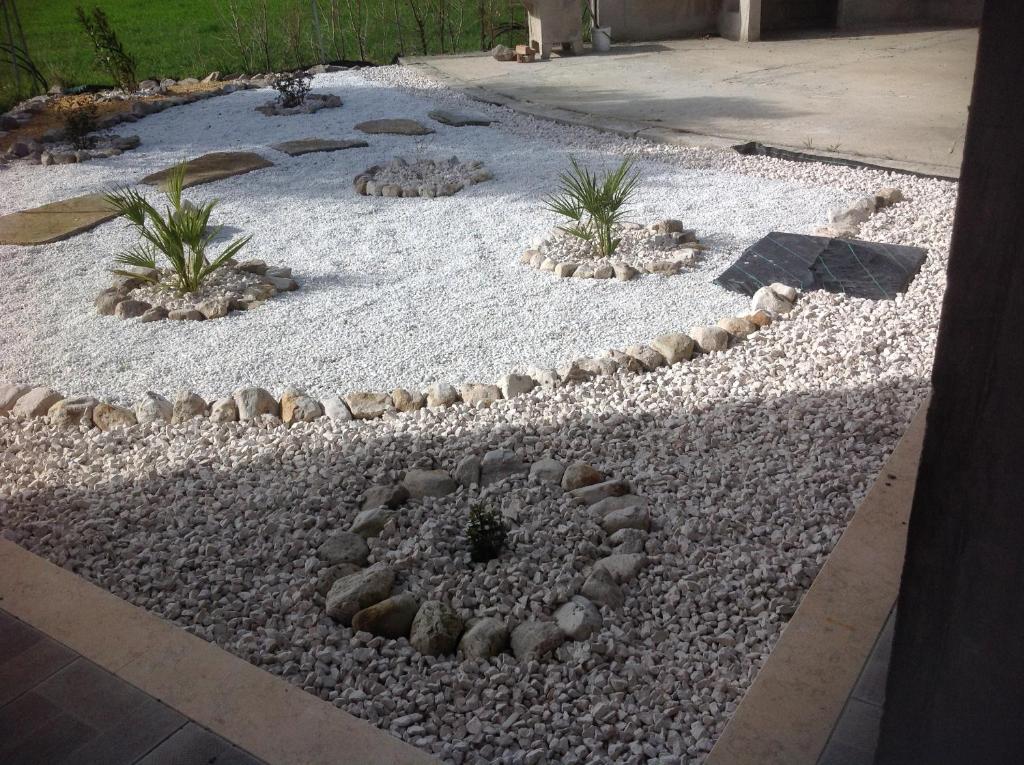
104;163;251;294
271;71;312;108
544;156;641;258
466;503;509;564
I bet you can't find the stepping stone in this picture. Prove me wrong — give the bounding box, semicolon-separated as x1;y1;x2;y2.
355;118;434;136
428;109;493;127
0;193;120;246
141;152;274;190
270;138;369;156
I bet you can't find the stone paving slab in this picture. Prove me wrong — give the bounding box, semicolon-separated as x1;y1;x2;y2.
428;109;493;127
270;138;369;157
355;118;434;136
0;194;120;246
141;152;274;190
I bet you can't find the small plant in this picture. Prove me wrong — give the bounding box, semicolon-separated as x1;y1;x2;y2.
466;503;508;563
75;6;137;93
59;101;99;149
544;156;641;258
271;71;312;108
104;163;252;294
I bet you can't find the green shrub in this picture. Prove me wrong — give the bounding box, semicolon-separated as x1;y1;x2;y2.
271;71;311;108
75;6;138;92
104;163;252;294
466;503;508;563
544;156;641;258
59;102;99;149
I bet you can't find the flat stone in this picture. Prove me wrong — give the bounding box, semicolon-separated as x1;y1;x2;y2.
355;119;434;136
428;109;493;127
11;387;63;417
325;566;395;625
458;617;509;660
580;567;624;609
510;621;564;662
561;462;604;491
343;391;393;419
270;138;369;156
362;484;409;510
92;402;137;430
141;152;274;190
351;592;419;639
410;601;464;656
554;596;603;640
530;458;566;484
650;333;695;364
402;469;458;498
0;193;119;246
569;479;630;505
480;449;529;487
318;531;369;566
350;506;394;538
594;553;648;583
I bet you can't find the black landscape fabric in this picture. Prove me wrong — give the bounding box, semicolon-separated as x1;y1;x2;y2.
715;232;928;300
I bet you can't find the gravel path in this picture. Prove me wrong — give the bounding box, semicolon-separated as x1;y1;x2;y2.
0;65;957;765
0;68;853;403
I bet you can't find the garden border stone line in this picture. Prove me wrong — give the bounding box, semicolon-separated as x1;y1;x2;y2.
0;193;120;246
141;152;275;190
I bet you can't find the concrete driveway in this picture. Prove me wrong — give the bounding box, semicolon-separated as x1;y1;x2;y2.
405;27;977;178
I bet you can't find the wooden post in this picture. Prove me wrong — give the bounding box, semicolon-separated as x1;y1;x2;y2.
877;0;1024;761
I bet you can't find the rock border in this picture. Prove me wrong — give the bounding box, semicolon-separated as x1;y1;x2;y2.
93;260;300;323
353;157;493;199
2;282;798;430
255;93;342;116
813;187;905;238
521;218;706;281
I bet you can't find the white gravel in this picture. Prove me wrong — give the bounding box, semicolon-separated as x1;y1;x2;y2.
0;63;958;765
0;67;853;403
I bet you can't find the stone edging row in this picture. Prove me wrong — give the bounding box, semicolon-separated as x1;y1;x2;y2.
0;283;799;430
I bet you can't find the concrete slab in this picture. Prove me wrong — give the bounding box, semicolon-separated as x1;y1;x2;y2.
355;118;434;135
270;138;369;156
406;28;977;177
0;193;119;246
141;152;275;190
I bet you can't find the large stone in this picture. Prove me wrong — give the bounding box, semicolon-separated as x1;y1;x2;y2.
454;455;482;488
280;388;323;424
561;462;604;491
318;531;369;566
577;357;619;377
196;297;231;320
557;361;597;385
321;396;352;422
554;596;603;641
95;289;126;315
171;391;209;424
141;152;274;190
391;388;425;412
828;195;876;227
769;282;798;302
0;384;29;414
624;344;666;371
11;387;63;417
497;373;535;399
876;187;904;208
612;262;639;281
48;397;99;428
718;316;758;338
511;621;564;662
350;506;394;538
92;402;137;430
529;458;566;484
135;391;172;424
569;479;630;505
402;469;458;498
426;382;460;409
427;109;492;127
343;391;393;420
0;193;120;246
458;617;509;660
751;285;795;314
604;349;645;374
114;299;151;319
362;484;409;510
233;387;279;420
650;333;695;364
209;397;238;423
480;449;529;487
528;368;559;389
316;563;363;597
351;592;419;638
410;601;464;656
355;119;434;136
580;567;624;609
601;504;651;534
460;383;501;407
689;325;731;353
594;553;648;583
609;527;647;554
325;567;395;625
271;138;369;156
590;494;646;519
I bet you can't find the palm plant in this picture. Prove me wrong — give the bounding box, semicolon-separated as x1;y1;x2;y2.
544;156;641;257
104;163;251;294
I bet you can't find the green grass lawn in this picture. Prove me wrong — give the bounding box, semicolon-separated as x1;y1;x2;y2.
2;0;526;110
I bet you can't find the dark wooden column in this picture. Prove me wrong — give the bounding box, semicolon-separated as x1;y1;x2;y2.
876;1;1024;762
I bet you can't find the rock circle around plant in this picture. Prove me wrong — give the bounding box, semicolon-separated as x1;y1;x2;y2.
521;218;706;280
255;93;342;116
353;156;493;198
39;135;141;166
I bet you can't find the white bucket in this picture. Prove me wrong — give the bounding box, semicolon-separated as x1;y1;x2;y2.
592;26;612;52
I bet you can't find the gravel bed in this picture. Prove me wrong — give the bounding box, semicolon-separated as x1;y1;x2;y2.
0;63;957;764
0;67;854;404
